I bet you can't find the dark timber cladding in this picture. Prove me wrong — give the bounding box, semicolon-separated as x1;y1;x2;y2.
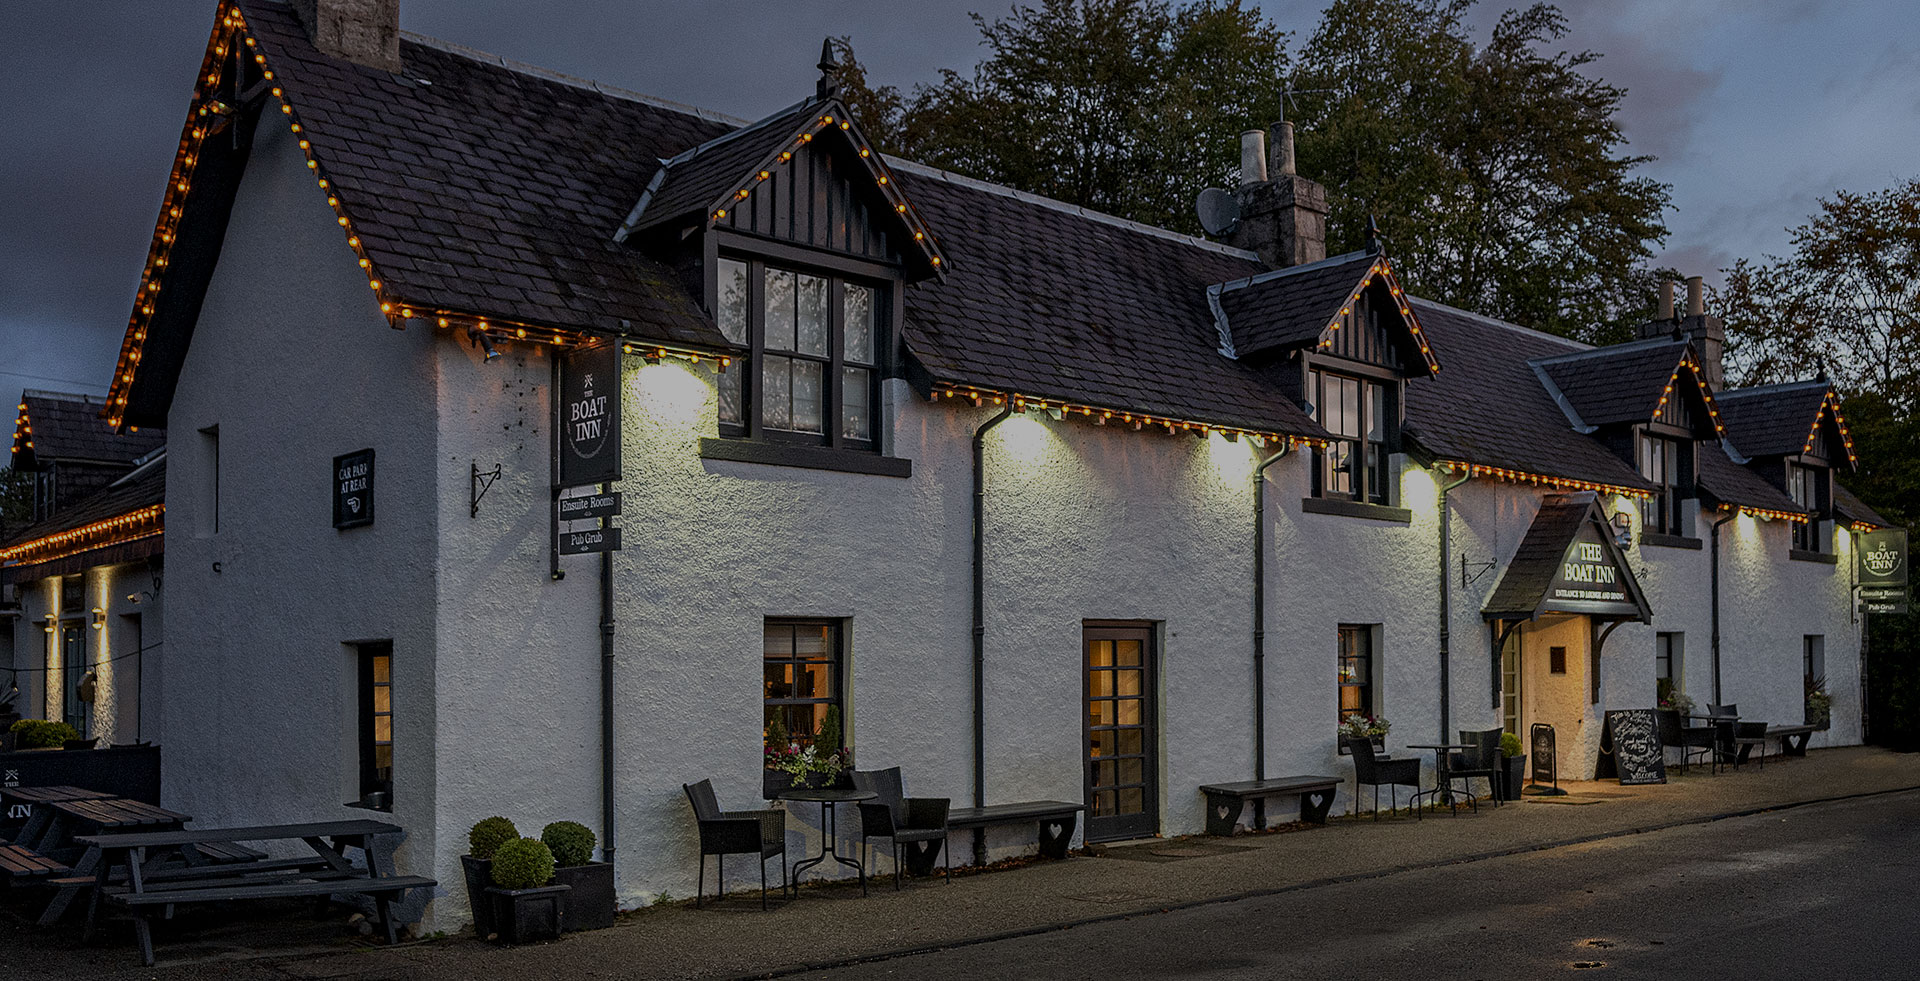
717;139;891;260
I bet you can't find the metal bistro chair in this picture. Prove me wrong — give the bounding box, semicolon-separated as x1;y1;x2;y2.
849;767;952;889
1346;738;1431;820
1657;708;1717;773
1443;728;1503;813
683;779;788;909
1705;704;1740;768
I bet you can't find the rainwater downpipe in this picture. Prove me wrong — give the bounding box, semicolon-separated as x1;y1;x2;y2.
600;537;616;875
1436;467;1472;744
970;401;1014;864
1709;509;1736;705
1251;440;1292;794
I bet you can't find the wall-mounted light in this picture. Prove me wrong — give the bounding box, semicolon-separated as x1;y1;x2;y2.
1612;511;1635;549
468;327;502;363
43;614;57;635
91;608;106;631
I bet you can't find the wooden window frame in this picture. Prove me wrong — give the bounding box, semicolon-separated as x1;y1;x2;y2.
1639;431;1687;535
713;250;888;453
1307;365;1397;507
762;619;846;757
1788;461;1829;553
356;642;394;809
1337;623;1377;723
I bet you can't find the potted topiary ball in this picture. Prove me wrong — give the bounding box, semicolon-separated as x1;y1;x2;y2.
462;816;518;939
485;837;569;944
542;821;614;932
1498;731;1527;801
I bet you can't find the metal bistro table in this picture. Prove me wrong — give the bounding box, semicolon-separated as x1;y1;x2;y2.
1405;744;1476;805
777;786;877;896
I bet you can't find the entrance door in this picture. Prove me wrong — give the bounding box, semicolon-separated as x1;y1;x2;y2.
1501;629;1522;737
1084;625;1157;841
60;623;86;736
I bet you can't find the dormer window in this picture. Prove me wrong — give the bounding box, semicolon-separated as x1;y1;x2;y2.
1639;432;1687;535
1788;462;1828;552
1308;367;1394;506
715;256;882;450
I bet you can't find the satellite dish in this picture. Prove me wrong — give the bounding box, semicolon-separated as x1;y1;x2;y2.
1195;187;1240;237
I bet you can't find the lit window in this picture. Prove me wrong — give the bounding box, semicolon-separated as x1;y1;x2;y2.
1309;369;1392;505
714;258;882;450
1338;624;1375;723
1639;433;1683;534
763;620;843;758
358;643;393;808
1788;463;1827;552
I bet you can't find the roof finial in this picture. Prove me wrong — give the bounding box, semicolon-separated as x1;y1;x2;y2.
1816;359;1829;383
817;38;840;100
1364;214;1384;256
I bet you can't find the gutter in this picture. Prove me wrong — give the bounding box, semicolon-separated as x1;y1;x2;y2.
1709;508;1736;704
970;402;1014;864
1436;466;1473;743
1251;440;1292;813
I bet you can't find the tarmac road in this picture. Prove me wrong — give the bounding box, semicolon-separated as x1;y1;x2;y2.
800;789;1920;980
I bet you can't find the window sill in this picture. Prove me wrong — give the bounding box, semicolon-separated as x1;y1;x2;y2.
1789;548;1838;565
700;438;912;478
1301;497;1412;524
1641;532;1702;551
344;799;393;813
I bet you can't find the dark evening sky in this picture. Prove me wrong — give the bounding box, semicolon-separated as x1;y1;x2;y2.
3;0;1916;399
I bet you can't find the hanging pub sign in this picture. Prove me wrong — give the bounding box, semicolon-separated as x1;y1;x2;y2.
557;342;622;487
1859;528;1908;614
333;448;375;530
1545;525;1640;618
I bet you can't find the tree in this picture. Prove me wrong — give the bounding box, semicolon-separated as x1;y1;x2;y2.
833;0;1292;234
833;0;1671;342
1290;0;1670;342
0;466;30;538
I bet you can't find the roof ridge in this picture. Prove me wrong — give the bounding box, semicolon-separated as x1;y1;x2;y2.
1213;250;1373;294
1528;334;1687;366
1717;378;1830;400
883;157;1260;262
397;31;752;127
22;389;104;404
1406;297;1591;351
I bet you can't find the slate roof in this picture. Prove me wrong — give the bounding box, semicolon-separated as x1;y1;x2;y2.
622;100;816;232
1834;482;1893;529
0;457;165;552
1695;443;1805;515
1214;252;1376;355
11;391;165;470
1532;337;1697;429
1716;381;1834;459
239;0;736;346
893;164;1326;438
1403;302;1653;492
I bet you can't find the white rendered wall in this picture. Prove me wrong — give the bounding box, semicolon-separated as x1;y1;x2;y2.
157;121;441;913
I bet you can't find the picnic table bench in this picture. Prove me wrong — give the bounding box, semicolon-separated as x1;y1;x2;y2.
1198;776;1342;836
948;801;1084;861
1765;724;1819;758
74;819;433;967
0;785;116;848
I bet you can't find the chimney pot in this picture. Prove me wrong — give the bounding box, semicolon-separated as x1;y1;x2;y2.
1275;121;1297;176
1657;280;1675;321
1239;130;1268;187
1686;276;1705;317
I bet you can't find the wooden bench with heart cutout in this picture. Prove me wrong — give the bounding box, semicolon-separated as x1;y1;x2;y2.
1197;776;1342;836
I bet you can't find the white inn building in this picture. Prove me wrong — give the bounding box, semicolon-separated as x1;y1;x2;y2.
6;0;1890;931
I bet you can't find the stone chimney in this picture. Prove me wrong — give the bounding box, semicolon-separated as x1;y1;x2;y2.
1228;121;1328;269
291;0;402;73
1638;275;1725;390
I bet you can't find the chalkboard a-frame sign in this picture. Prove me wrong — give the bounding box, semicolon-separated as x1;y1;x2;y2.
333;448;375;530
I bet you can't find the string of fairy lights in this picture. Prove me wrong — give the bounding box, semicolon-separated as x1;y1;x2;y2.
1314;259;1439;372
929;384;1331;449
0;506;166;566
1654;358;1726;436
1809;389;1857;464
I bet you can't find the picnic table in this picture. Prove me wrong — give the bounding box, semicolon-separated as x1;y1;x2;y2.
0;785;115;848
73;819;433;967
31;797;193;926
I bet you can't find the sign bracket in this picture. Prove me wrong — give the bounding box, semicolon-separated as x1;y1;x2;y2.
470;462;503;519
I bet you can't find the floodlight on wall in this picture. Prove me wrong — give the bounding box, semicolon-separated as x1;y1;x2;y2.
1612;511;1635;549
467;327;502;363
91;608;106;631
43;614;57;635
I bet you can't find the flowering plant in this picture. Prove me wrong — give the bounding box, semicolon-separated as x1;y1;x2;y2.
1659;690;1695;718
1337;714;1390;741
1805;676;1832;727
766;744;849;789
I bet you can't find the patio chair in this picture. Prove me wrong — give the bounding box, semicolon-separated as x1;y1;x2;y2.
1656;708;1716;773
1443;728;1502;813
683;779;788;909
1732;721;1769;769
1346;738;1431;820
849;767;952;889
1705;705;1741;766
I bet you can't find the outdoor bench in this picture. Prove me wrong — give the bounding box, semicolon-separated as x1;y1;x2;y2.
948;801;1084;861
1197;776;1342;836
0;842;69;882
1765;724;1819;758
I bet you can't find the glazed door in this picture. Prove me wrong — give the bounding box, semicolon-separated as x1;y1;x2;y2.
1084;625;1157;841
61;623;86;736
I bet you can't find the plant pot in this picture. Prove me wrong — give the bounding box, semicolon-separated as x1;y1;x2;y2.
1499;756;1527;801
485;883;570;945
763;768;793;800
552;862;615;932
460;855;495;939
